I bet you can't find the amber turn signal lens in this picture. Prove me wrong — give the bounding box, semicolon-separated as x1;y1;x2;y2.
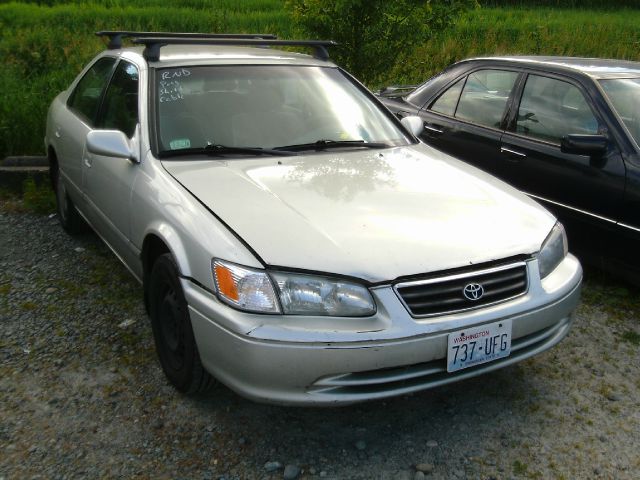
212;259;280;313
214;264;239;301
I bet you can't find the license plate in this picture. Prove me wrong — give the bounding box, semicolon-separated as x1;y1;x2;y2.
447;319;512;372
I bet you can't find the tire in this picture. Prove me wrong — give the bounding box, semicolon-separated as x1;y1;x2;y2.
148;253;214;393
53;167;85;234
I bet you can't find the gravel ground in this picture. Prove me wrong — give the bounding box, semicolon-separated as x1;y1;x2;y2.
1;204;639;480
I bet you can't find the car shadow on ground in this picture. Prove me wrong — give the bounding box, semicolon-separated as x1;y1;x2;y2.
184;363;546;469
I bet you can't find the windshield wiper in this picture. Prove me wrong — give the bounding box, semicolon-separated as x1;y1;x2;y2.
274;139;390;152
159;143;293;159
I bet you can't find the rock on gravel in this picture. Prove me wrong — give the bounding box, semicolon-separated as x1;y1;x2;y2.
283;464;301;479
264;461;283;472
354;440;367;451
415;463;433;473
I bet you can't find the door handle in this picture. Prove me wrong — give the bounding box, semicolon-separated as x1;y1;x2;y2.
84;156;92;168
500;147;527;158
55;130;62;139
424;123;444;134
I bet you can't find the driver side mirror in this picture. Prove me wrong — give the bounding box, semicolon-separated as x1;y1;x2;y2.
400;116;424;137
560;134;608;157
86;130;137;162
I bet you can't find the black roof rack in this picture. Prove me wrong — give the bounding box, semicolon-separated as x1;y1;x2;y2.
130;37;338;62
96;31;278;50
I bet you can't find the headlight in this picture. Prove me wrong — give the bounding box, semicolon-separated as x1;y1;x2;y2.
212;259;376;316
538;222;568;279
270;272;376;317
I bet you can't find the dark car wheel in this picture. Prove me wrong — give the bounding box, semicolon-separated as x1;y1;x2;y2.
54;167;85;234
149;253;214;393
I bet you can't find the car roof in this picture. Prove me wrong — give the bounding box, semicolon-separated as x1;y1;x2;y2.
461;55;640;79
111;45;333;68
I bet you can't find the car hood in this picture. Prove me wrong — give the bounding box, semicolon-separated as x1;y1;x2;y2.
162;144;555;283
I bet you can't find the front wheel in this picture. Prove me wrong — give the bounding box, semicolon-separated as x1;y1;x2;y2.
148;253;214;393
54;168;85;234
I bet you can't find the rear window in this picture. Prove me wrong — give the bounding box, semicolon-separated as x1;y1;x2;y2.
600;77;640;147
68;57;116;124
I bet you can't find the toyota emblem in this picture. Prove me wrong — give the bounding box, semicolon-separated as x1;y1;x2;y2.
463;283;484;301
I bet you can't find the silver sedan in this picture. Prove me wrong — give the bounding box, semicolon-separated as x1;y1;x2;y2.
45;33;581;405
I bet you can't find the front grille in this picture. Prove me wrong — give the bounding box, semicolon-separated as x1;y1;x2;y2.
395;262;528;317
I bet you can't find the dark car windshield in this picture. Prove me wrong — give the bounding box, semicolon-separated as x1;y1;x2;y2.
155;65;411;156
599;77;640;147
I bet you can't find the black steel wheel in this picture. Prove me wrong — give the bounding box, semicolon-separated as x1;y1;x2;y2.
148;253;214;393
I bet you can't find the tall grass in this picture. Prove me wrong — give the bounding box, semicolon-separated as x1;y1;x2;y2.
389;7;640;85
482;0;639;7
0;0;292;158
1;1;639;157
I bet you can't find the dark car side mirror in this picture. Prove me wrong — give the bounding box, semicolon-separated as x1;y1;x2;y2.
561;134;608;157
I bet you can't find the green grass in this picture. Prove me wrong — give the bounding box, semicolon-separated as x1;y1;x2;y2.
622;330;640;346
1;1;640;157
0;177;55;215
16;0;282;7
482;0;638;7
389;7;640;84
0;0;292;158
513;459;528;475
22;178;56;214
581;270;640;323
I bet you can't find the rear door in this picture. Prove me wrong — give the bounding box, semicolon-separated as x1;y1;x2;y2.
58;56;117;207
417;68;521;174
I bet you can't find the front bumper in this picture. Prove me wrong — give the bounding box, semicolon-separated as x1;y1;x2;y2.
184;255;582;405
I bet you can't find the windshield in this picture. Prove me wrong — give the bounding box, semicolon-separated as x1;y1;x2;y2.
155;65;411;155
599;77;640;147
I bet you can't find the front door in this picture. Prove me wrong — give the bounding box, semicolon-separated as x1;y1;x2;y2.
499;72;626;257
82;59;141;266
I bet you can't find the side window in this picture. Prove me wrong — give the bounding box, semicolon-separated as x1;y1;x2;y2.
97;61;139;138
430;78;464;116
455;70;519;129
68;57;116;125
516;75;598;144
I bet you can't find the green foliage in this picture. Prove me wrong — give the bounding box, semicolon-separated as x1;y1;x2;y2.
621;330;640;346
286;0;477;84
21;177;56;214
513;460;529;476
2;1;640;157
581;268;640;324
482;0;639;7
388;7;640;86
0;0;290;158
16;0;280;7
